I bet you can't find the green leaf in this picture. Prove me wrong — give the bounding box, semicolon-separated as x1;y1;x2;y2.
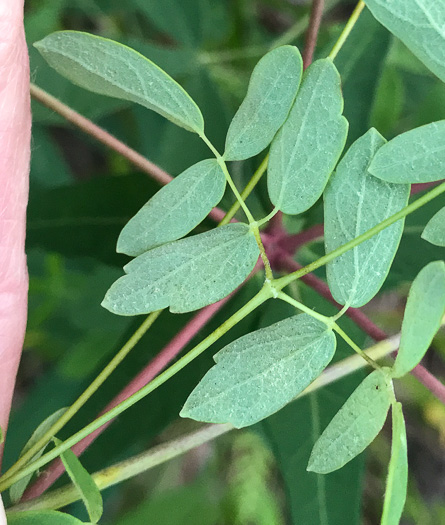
267;58;348;215
34;31;204;133
307;370;392;474
180;314;336;428
8;510;86;525
324;129;410;307
56;439;103;524
102;224;259;315
364;0;445;83
369;121;445;183
223;46;303;161
381;402;408;525
392;261;445;378
9;408;68;504
422;207;445;247
117;159;226;256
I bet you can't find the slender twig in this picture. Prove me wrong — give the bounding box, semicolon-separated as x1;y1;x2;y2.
303;0;325;69
8;333;400;514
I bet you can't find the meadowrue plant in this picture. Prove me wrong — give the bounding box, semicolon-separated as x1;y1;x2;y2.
2;1;445;524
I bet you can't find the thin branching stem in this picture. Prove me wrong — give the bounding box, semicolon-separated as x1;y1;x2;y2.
7;332;401;514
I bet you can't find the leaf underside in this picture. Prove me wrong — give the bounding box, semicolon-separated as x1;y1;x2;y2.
381;402;408;525
267;58;348;215
34;31;204;133
223;45;303;161
422;207;445;247
180;314;336;428
365;0;445;83
324;128;410;308
102;223;260;315
392;261;445;378
307;370;392;474
369;121;445;183
117;159;226;256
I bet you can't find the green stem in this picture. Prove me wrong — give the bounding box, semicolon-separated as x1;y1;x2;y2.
0;287;272;492
278;292;379;368
219;155;269;226
273;181;445;292
7;331;401;514
200;134;274;280
200;133;255;223
328;0;366;61
277;292;333;326
1;311;162;483
333;324;381;369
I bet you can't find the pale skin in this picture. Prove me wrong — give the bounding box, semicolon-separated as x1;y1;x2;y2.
0;0;30;521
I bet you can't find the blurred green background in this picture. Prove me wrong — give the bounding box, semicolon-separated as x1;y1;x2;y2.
5;0;445;523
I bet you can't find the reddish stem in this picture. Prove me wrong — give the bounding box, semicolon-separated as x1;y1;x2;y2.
303;0;325;69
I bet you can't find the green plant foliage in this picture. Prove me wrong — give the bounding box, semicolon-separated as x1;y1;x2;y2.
324;128;410;307
223;46;302;161
34;31;204;133
102;224;259;315
370;68;405;137
392;261;445;378
134;0;230;47
116;477;218;525
364;0;445;83
422;207;445;247
7;511;86;525
381;403;408;525
369;121;445;183
117;159;226;256
56;440;103;524
9;408;68;504
224;432;284;525
336;9;391;145
307;370;392;474
267;58;348;215
180;314;336;428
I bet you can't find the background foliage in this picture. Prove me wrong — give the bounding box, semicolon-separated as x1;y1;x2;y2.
6;0;445;523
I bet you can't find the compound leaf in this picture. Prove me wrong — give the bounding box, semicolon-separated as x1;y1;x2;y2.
364;0;445;83
9;408;68;504
180;314;336;428
34;31;204;133
307;370;392;474
117;159;226;256
392;261;445;378
57;440;103;524
381;402;408;525
369;121;445;183
8;511;86;525
324;129;410;307
223;45;303;161
267;58;348;215
102;224;259;315
422;207;445;247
